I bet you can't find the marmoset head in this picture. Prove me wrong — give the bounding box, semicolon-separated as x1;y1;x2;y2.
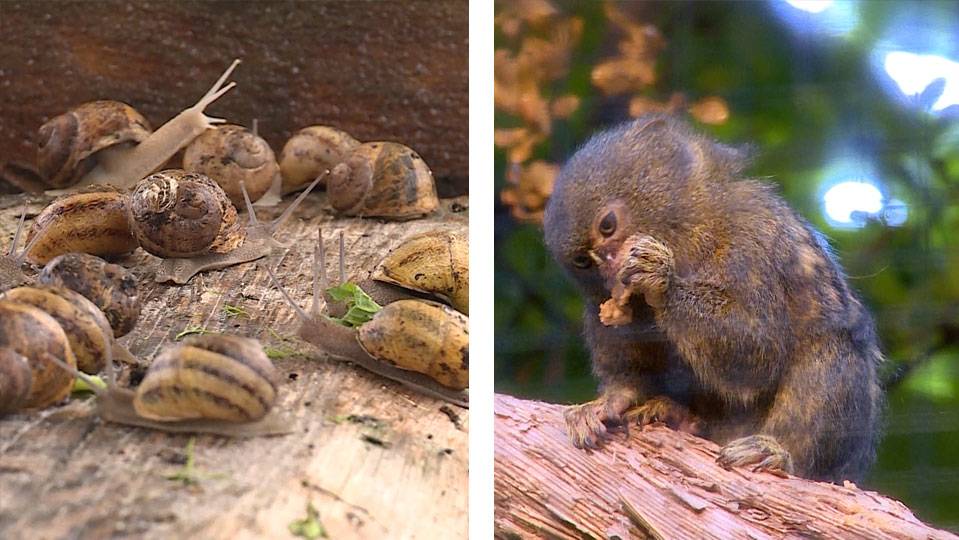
543;114;747;301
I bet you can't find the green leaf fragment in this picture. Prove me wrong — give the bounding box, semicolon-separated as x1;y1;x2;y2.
72;375;107;394
325;282;382;328
289;502;327;539
175;327;210;340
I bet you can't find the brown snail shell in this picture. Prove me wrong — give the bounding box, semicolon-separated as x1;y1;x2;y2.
133;334;279;423
357;299;469;390
372;228;469;314
0;300;77;409
37;253;140;338
24;185;138;265
37;101;152;188
328;142;438;219
0;286;113;374
182;124;279;208
279;125;360;193
128;169;244;258
0;347;32;414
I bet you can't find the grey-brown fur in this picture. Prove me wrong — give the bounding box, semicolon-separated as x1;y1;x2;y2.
543;114;883;483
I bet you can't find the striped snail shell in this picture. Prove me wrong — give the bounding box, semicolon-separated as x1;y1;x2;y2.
183;124;279;208
37;101;152;188
0;300;78;409
0;348;32;415
357;299;469;390
279;125;359;193
0;286;113;374
134;334;279;423
24;185;138;265
37;253;140;338
128;170;244;258
328;142;439;220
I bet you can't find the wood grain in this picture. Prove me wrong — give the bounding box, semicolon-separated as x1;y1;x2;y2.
494;393;957;540
0;191;469;539
0;1;468;196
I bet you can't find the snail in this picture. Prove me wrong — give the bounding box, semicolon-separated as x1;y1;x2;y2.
0;348;32;415
20;169;322;284
142;169;323;284
279;125;360;194
371;227;469;314
265;229;469;407
36;59;240;190
182;124;280;208
0;300;77;409
47;333;291;437
327;141;439;219
0;286;113;374
37;252;140;338
23;184;138;265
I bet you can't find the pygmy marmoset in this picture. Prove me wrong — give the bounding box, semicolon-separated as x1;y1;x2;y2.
543;114;883;483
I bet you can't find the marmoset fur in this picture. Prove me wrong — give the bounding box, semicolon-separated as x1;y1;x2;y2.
543;115;883;482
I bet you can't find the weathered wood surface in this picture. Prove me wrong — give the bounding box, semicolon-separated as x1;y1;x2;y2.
0;0;468;196
494;394;956;540
0;192;469;539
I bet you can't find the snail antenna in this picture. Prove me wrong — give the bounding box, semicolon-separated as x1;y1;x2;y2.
338;231;346;286
312;228;326;318
265;261;311;323
271;170;327;232
8;201;28;257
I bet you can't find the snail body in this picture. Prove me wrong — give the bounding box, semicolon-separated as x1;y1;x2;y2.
0;348;32;415
328;142;438;219
0;300;77;409
183;124;279;208
372;228;469;314
37;59;241;190
0;286;112;374
279;125;360;194
24;185;138;265
37;252;140;338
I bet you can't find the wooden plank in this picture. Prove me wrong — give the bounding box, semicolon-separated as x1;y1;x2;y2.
494;393;957;540
0;0;468;196
0;191;469;539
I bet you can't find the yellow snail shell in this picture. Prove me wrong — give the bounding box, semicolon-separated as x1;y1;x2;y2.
133;334;279;423
0;300;77;409
37;253;140;338
356;299;468;390
0;286;113;374
182;124;279;208
372;228;469;314
36;101;152;188
279;125;359;193
128;170;244;258
24;185;138;265
328;142;438;219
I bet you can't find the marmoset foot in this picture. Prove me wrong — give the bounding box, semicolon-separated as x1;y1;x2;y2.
718;434;795;476
564;389;637;449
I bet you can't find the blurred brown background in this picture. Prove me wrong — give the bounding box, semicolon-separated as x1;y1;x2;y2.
0;0;468;195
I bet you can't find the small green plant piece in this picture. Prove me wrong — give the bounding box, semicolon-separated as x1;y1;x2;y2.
325;282;382;327
288;501;327;539
223;304;250;318
72;375;107;394
165;437;226;486
264;345;296;359
175;326;210;340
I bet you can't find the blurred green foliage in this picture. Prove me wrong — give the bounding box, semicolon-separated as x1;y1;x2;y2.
495;0;959;531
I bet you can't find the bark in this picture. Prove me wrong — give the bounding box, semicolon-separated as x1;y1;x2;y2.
494;393;957;540
0;0;468;196
0;193;468;539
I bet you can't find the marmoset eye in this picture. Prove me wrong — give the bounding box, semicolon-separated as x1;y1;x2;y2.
572;254;592;269
598;211;617;236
